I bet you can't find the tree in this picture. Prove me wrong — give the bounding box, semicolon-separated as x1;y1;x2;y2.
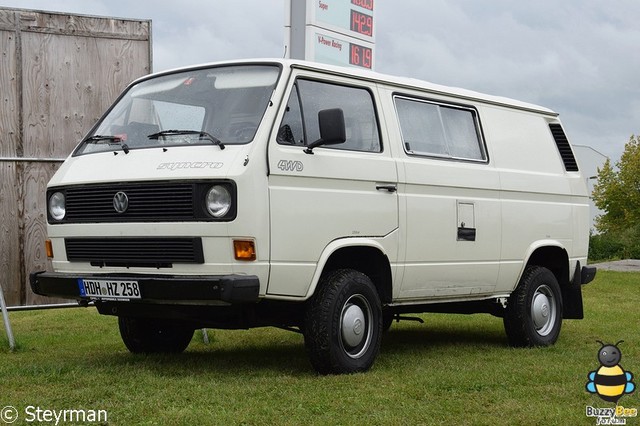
591;135;640;258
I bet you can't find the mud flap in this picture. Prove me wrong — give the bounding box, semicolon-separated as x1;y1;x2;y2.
562;262;589;319
562;284;584;319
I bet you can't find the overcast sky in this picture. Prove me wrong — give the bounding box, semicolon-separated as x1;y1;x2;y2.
2;0;639;162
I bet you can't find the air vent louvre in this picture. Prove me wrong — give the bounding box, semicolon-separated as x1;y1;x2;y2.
549;123;579;172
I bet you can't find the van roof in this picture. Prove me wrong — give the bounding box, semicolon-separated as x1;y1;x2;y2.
144;58;559;117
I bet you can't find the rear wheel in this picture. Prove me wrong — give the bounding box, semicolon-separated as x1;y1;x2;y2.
118;317;194;354
304;269;382;375
504;266;563;347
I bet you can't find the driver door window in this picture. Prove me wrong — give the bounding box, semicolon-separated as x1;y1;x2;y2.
278;79;381;153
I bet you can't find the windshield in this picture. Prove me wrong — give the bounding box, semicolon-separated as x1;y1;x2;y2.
74;65;280;155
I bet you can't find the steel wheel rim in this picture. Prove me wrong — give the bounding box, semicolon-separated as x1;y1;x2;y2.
531;284;556;336
339;294;373;359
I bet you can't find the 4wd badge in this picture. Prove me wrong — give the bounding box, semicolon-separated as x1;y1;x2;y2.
277;160;304;172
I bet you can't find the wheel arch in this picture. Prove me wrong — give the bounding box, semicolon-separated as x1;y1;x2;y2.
520;242;584;319
304;239;393;304
524;243;570;288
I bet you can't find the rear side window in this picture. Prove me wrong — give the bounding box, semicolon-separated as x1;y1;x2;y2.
278;79;381;153
394;96;486;161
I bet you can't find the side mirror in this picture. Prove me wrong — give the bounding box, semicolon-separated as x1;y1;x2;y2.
304;108;346;154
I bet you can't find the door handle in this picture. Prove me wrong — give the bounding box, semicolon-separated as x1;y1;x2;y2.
376;184;397;193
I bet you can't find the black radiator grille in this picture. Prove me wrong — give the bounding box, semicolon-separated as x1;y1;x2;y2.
65;237;204;267
48;180;236;223
64;182;195;222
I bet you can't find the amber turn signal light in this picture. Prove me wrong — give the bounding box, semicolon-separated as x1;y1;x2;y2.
233;240;256;261
45;239;54;258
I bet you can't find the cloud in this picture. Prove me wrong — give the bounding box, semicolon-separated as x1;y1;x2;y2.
2;0;638;159
375;0;640;159
151;2;284;72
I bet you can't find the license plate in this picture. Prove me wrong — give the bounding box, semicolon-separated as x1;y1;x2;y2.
78;279;141;300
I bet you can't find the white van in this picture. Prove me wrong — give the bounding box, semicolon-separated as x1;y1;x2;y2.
31;59;596;374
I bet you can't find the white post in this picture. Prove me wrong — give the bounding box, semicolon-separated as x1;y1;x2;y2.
0;284;16;351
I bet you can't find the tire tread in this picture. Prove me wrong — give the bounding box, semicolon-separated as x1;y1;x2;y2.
304;269;382;375
504;266;563;347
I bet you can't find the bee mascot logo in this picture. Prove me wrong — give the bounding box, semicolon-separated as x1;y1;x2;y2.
586;340;635;403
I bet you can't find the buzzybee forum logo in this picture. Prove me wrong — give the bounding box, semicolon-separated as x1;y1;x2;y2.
585;340;637;424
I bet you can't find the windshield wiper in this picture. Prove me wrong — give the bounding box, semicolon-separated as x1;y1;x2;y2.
147;130;225;150
83;135;123;143
83;135;129;154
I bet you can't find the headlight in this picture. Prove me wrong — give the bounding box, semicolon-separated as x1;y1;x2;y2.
205;185;232;218
48;191;66;221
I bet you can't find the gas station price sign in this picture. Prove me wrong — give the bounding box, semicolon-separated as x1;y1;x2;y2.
312;32;374;70
287;0;376;70
314;0;375;42
350;9;373;37
349;42;372;68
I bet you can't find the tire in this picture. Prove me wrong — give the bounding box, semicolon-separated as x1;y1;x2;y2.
118;317;194;354
304;269;383;375
503;266;563;347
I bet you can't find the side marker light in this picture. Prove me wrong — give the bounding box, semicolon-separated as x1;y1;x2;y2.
233;240;256;261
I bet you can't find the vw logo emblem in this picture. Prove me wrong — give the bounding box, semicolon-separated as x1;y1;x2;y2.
113;191;129;213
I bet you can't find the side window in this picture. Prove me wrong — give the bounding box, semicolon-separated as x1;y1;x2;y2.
395;99;446;155
278;79;381;152
394;96;486;161
277;85;305;145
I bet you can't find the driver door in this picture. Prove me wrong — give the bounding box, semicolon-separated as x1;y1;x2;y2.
267;73;399;297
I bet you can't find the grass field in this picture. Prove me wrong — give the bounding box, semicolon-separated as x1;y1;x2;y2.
1;270;638;425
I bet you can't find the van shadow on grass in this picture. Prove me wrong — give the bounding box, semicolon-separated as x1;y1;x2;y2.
384;325;505;350
93;336;313;376
84;319;508;376
381;319;507;356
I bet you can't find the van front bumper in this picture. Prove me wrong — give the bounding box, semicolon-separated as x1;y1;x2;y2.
29;271;260;304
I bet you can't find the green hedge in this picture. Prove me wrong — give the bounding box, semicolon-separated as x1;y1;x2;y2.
589;226;640;262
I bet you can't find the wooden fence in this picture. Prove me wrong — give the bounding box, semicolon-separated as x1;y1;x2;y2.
0;7;151;305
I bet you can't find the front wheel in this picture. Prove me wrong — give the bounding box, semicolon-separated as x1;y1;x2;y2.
118;317;194;354
503;266;563;347
304;269;383;375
